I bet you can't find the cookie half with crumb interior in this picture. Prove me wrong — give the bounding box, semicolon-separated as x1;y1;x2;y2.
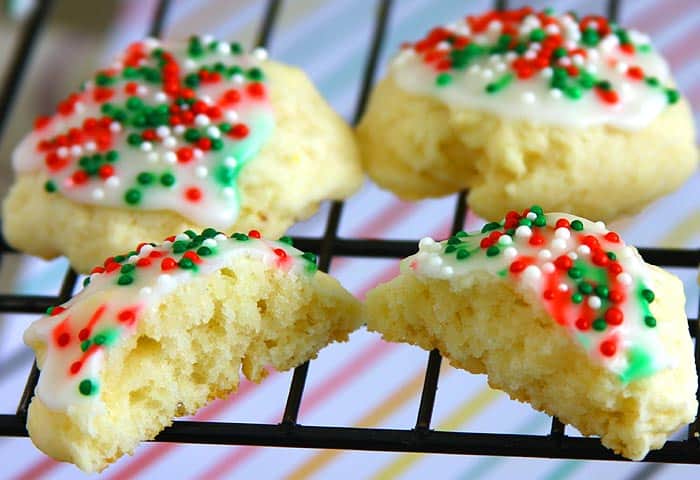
23;228;361;472
4;35;362;272
356;7;697;222
365;206;697;460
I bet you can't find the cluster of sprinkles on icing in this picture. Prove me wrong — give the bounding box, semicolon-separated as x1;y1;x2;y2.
24;229;317;411
391;7;679;129
16;36;274;229
406;206;666;384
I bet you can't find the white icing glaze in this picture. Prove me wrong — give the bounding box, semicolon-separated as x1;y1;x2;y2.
391;11;675;130
404;212;669;382
23;231;316;419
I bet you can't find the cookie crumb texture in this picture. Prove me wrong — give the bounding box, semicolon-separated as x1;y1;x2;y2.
3;36;362;272
365;209;697;460
357;8;697;221
23;230;361;472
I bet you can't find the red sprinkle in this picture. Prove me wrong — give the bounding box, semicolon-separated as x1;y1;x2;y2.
185;187;202;202
600;339;617;357
554;255;572;270
161;257;177;271
575;317;591;331
605;307;624;325
604;232;620;243
248;230;261;239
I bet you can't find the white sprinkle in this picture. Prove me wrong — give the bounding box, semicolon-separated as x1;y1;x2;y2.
232;74;246;84
85;141;97;152
164;151;177;164
505;51;517;61
617;273;633;285
75;102;85;114
217;42;231;54
143;37;159;49
201;95;213;104
441;266;454;276
139;244;154;256
577;245;591;255
203;238;217;248
515;225;532;238
156;126;171;138
557;283;569;292
195;114;210;127
530;42;541;51
222;187;235;197
252;47;268;61
526;212;538;220
164;136;177;148
109;122;122;133
481;68;494;80
523;265;542;282
524;50;536;60
436;41;451;51
587;64;598;74
147;152;159;163
487;20;502;33
173;125;186;135
494;62;506;72
106;176;120;188
549;88;563;99
540;67;553;78
616;61;629;74
503;246;517;260
542;262;555;274
521;91;536;104
154;91;168;103
419;237;436;249
57;147;69;157
588;296;602;309
572;54;584;66
594;221;607;231
567;252;578;260
538;249;552;260
225;110;239;122
175;233;190;241
207;126;221;138
194;148;203;159
551;238;567;251
214;233;227;242
139;287;153;297
545;24;560;35
468;64;481;75
489;54;502;64
555;227;571;240
184;58;197;70
157;274;176;291
162;241;172;248
429;256;443;267
498;235;513;246
127;255;140;264
70;145;83;156
136;85;148;96
558;57;572;67
140;142;153;152
224;156;238;167
195;165;208;178
91;188;104;200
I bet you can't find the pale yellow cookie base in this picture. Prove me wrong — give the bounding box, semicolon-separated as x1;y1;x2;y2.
365;264;698;460
356;74;698;222
3;61;363;273
26;257;361;472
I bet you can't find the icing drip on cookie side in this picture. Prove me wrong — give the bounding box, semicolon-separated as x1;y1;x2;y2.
405;207;668;383
391;7;679;130
23;230;318;415
13;36;274;229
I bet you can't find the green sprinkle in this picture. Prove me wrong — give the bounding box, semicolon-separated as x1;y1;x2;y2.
578;282;593;295
518;218;532;227
83;277;91;287
184;128;201;142
202;228;218;238
597;80;612;91
123;67;139;79
638;44;652;53
644;315;657;327
447;237;462;245
553;47;567;59
44;180;57;193
533;215;547;227
645;76;660;87
444;245;457;254
582;28;600;46
455;231;468;238
568;267;582;279
197;246;212;256
530;205;543;215
172;240;188;253
160;172;176;187
302;252;317;264
120;263;135;274
485;73;513;93
571;220;584;231
486;246;500;257
79;379;98;396
137;172;155;185
529;28;546;41
456;249;471;260
127;133;142;146
564;85;582;100
95;72;115;86
641;288;655;303
595;285;609;298
571;293;583;304
514;42;528;54
248;67;264;81
124;189;141;205
665;88;680;104
606;251;617;261
435;73;452;87
80;340;91;352
178;258;195;269
481;222;502;233
230;42;243;54
184;230;197;239
232;233;249;241
211;138;224;150
117;274;133;286
184;73;200;88
278;236;293;245
113;255;126;263
126;96;143;111
592;318;607;331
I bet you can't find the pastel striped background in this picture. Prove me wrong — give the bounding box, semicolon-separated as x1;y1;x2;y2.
0;1;698;479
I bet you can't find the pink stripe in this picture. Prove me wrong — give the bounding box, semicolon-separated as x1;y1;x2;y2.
12;457;58;480
197;339;394;479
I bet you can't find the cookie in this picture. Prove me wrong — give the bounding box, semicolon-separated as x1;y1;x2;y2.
3;36;362;272
365;206;697;460
357;8;697;221
23;229;361;472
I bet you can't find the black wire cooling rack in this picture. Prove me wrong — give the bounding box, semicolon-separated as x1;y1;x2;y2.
0;0;699;466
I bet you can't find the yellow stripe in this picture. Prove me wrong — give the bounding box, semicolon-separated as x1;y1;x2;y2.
371;388;501;480
658;209;700;247
285;363;450;480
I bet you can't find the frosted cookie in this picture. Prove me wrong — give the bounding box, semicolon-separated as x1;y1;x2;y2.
3;36;362;272
357;8;698;221
366;206;697;460
23;229;361;472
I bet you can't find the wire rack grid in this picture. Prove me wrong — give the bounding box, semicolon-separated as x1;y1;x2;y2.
0;0;698;466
